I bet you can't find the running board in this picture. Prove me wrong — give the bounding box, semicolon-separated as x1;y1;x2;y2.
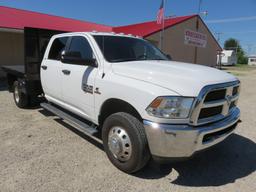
40;102;98;136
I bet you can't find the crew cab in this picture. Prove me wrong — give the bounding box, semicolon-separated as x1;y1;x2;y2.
2;32;241;173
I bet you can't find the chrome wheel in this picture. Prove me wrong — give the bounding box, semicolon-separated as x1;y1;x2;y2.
108;126;132;162
14;85;20;103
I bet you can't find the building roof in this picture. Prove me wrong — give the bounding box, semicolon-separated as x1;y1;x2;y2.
0;6;112;32
113;15;196;37
248;55;256;58
0;6;196;37
0;6;220;49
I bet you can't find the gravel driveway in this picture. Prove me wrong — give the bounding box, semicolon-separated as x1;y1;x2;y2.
0;68;255;192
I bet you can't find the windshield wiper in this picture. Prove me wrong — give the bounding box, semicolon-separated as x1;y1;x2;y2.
110;58;138;62
149;58;167;61
110;58;167;63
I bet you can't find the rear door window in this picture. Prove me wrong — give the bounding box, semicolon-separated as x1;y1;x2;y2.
48;37;68;60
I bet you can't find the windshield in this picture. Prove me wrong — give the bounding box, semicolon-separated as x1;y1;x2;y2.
93;35;169;63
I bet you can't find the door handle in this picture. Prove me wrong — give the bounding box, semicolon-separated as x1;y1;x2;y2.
62;69;71;75
41;65;47;70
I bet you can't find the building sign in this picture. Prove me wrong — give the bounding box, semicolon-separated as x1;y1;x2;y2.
184;29;207;48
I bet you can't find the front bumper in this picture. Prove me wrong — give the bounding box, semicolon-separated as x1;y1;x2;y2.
143;108;240;159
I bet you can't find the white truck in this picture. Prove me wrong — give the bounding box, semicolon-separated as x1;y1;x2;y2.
2;32;241;173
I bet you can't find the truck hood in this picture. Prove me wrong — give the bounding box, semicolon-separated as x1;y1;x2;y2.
112;60;238;96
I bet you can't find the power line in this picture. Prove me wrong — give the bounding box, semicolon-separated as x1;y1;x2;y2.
206;16;256;24
220;30;256;35
245;44;256;55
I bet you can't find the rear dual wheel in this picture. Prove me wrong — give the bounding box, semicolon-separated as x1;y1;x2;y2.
102;112;150;173
13;81;29;108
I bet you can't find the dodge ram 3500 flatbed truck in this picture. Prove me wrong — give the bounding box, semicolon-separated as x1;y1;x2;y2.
2;32;241;173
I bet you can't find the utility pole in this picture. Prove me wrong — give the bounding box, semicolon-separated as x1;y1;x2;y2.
247;44;253;55
215;32;223;69
216;32;223;43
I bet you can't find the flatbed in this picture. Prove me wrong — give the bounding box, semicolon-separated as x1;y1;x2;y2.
1;65;25;77
1;27;64;96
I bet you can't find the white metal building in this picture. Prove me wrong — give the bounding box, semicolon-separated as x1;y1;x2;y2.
248;55;256;66
218;50;237;66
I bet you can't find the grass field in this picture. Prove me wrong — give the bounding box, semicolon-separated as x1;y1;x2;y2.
221;64;256;76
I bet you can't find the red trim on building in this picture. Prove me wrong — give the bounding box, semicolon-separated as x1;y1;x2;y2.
0;6;197;38
0;6;112;32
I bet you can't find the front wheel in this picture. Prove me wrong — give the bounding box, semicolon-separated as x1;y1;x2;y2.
102;112;150;173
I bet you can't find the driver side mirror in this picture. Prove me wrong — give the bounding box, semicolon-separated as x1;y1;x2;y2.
61;51;97;67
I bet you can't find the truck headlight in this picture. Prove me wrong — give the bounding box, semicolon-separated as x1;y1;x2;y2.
146;97;194;119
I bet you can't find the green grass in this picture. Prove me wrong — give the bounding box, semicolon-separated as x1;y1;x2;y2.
236;64;248;67
221;64;255;77
235;64;251;68
226;64;255;71
228;71;245;76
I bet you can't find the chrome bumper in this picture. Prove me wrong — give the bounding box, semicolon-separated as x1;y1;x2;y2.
143;108;240;158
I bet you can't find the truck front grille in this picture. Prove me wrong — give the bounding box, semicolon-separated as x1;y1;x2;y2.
190;81;240;126
232;86;239;96
204;89;226;102
199;106;223;119
202;123;237;143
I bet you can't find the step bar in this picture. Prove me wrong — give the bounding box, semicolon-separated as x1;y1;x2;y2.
40;102;101;143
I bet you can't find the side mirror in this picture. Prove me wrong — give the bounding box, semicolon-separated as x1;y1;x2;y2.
166;54;172;60
61;51;97;67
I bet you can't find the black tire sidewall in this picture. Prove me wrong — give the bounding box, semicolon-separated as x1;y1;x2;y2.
102;113;149;173
13;81;28;108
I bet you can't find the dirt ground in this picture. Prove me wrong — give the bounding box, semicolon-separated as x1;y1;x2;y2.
0;67;255;192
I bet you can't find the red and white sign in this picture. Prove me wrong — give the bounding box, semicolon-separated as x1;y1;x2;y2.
184;30;207;48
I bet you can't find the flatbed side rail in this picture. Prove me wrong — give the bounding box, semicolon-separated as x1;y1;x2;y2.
1;65;25;78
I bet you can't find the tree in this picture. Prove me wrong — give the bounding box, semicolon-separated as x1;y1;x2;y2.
224;38;248;64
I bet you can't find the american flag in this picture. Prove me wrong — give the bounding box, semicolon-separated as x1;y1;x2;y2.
157;0;164;24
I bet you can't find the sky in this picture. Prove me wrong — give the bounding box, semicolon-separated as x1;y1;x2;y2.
1;0;256;55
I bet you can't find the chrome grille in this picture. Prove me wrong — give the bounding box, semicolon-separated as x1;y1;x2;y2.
190;81;240;126
199;106;223;119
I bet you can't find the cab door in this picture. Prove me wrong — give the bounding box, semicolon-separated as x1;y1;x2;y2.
61;36;98;120
41;36;68;102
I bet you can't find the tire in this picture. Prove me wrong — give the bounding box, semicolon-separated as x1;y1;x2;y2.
102;112;150;173
13;81;29;108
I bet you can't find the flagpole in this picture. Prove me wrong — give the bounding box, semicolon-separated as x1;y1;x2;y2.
160;0;166;51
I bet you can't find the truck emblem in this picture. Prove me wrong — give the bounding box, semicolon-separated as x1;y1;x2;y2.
226;95;232;106
82;84;93;94
94;87;101;95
